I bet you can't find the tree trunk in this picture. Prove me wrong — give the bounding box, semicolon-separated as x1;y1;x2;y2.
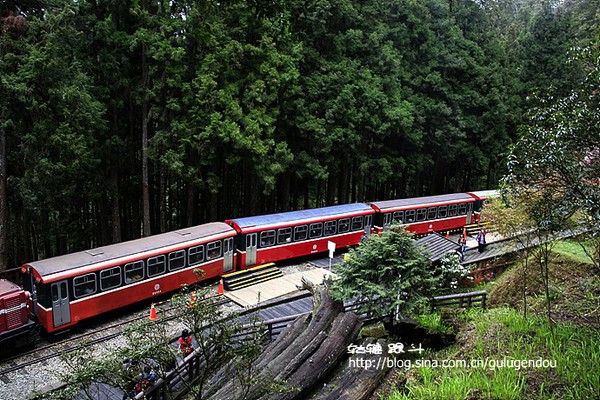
0;114;7;270
110;167;122;243
159;163;166;232
141;19;151;237
186;183;195;227
326;168;336;206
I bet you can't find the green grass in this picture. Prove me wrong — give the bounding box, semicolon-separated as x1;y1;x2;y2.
382;239;599;399
552;239;595;265
415;312;453;335
385;308;600;400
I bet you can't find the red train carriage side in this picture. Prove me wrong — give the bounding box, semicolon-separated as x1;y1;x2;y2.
369;193;482;235
21;223;237;333
226;203;375;268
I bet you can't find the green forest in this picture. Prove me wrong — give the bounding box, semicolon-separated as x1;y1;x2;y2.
0;0;598;268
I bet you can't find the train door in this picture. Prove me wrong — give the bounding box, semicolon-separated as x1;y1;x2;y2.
365;215;373;235
223;237;234;272
466;202;474;224
245;233;257;267
51;280;71;328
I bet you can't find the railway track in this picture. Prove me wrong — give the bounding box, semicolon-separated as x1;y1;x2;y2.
0;296;234;377
0;262;318;399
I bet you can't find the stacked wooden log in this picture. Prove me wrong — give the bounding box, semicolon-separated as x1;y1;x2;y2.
204;280;371;400
312;337;391;400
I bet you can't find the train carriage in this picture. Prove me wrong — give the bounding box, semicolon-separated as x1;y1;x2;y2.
226;203;375;268
21;223;237;333
0;189;498;341
369;193;482;235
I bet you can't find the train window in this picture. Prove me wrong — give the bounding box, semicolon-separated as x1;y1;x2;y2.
52;284;58;302
168;250;186;271
448;204;458;217
100;266;121;290
148;255;166;277
207;241;222;259
278;227;293;244
393;211;404;223
74;273;97;298
338;218;350;233
189;245;205;266
383;213;393;227
324;221;337;236
458;203;467;215
405;210;415;223
309;223;323;238
351;216;364;231
416;208;427;221
260;231;276;247
428;207;437;220
437;206;447;218
125;261;145;283
294;225;308;241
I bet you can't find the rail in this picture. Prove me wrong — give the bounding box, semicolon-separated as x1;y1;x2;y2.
135;313;303;400
36;296;399;399
135;301;392;400
430;290;487;312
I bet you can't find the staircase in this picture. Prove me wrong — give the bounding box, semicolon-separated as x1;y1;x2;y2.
464;220;494;237
222;263;283;291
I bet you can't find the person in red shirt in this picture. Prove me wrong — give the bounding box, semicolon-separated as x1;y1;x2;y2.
178;329;193;356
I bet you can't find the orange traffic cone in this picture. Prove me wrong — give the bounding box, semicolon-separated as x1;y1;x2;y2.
149;303;158;321
189;293;196;308
445;231;450;239
216;278;224;295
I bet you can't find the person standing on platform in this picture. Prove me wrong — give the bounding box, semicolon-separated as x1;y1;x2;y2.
476;229;487;253
458;234;467;254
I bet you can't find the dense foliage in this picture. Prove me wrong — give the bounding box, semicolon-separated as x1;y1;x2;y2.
331;226;437;318
0;0;596;267
503;43;600;267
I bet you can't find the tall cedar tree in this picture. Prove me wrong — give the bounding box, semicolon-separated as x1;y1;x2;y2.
2;0;597;267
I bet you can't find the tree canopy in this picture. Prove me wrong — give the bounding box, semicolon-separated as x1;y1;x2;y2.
1;0;597;268
504;43;600;266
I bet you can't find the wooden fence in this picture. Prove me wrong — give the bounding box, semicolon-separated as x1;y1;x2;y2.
45;293;485;399
430;290;487;312
136;301;392;400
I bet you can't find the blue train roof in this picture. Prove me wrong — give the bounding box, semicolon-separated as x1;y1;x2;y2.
227;203;374;230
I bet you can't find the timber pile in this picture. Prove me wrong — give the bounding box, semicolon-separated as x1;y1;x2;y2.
204;279;366;400
311;337;391;400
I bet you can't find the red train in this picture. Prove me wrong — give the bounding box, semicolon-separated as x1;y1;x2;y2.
0;190;494;341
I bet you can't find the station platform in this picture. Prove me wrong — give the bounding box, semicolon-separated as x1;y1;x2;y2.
223;267;335;307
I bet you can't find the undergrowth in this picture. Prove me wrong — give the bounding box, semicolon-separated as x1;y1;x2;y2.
386;308;599;400
383;240;600;400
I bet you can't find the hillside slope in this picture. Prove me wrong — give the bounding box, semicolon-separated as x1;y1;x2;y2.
374;241;600;400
